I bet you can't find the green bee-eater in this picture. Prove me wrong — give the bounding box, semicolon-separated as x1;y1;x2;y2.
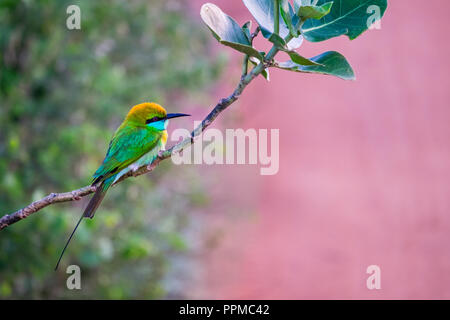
55;102;190;270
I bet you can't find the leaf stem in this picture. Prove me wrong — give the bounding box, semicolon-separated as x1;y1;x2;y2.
274;0;280;35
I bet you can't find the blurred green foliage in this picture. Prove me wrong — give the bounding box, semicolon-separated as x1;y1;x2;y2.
0;0;224;298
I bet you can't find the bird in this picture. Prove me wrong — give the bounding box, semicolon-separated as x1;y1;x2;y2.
54;102;190;270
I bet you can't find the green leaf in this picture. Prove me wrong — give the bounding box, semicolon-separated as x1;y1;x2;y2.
242;0;303;49
280;0;293;35
261;68;270;81
301;0;388;42
200;3;263;59
249;57;270;81
276;51;355;80
297;1;333;20
266;28;318;66
285;50;322;66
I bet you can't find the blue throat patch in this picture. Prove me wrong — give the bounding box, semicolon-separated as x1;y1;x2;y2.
147;119;168;131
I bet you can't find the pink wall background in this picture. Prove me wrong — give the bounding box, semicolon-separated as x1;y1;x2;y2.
190;0;450;299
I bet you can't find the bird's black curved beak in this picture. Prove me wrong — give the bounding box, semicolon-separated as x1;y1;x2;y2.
166;113;190;120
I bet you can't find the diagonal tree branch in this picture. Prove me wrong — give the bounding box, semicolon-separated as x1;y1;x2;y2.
0;49;276;231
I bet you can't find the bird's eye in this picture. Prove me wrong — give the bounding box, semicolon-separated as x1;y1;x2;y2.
146;116;161;124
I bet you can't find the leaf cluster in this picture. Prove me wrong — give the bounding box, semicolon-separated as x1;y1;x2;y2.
201;0;388;80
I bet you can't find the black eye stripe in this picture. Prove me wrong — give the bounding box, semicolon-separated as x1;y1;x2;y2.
145;116;164;124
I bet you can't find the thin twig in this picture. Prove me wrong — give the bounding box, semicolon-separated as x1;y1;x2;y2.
0;51;277;231
242;26;261;79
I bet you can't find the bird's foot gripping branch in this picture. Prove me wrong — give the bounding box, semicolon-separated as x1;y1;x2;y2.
0;0;387;235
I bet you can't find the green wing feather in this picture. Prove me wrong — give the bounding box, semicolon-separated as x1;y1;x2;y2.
93;124;162;184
